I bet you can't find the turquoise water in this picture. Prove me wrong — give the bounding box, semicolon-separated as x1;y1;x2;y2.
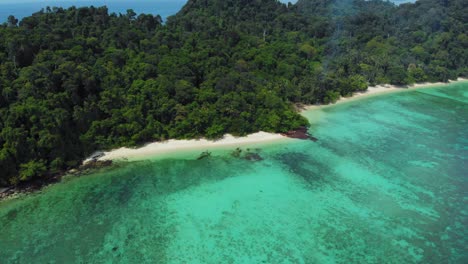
1;83;467;263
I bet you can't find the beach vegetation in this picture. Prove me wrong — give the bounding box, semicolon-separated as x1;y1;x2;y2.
0;0;466;185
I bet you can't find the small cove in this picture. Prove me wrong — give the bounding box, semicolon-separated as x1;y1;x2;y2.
0;82;467;263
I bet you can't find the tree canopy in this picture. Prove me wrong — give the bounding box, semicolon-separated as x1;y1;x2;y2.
0;0;466;185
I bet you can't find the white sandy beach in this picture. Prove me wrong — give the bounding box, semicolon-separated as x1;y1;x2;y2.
303;78;468;111
92;78;467;162
94;132;289;162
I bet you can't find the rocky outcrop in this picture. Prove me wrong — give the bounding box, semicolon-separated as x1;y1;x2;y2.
282;126;318;141
0;159;113;201
78;160;113;172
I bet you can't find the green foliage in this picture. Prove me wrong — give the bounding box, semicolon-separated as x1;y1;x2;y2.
324;91;341;104
348;75;368;92
0;0;465;186
19;160;47;181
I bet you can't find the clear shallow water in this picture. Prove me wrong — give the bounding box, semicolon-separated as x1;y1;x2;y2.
0;82;467;263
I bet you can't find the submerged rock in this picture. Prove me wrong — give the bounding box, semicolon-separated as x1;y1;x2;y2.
232;148;264;162
197;151;211;160
244;152;264;162
231;148;242;158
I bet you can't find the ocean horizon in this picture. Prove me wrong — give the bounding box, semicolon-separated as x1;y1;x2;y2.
0;0;416;23
0;0;187;23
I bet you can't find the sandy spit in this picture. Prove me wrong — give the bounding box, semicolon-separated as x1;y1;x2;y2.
92;132;289;162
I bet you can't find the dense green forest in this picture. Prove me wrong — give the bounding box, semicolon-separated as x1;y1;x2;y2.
0;0;466;186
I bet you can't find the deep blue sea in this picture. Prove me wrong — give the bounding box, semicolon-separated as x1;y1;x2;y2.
0;0;416;23
0;0;186;23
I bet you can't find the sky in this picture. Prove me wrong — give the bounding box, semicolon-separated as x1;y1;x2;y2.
0;0;415;23
0;0;188;22
0;0;299;22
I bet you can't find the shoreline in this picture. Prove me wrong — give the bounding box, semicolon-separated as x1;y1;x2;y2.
1;133;290;201
0;160;113;201
95;78;467;163
2;78;466;201
302;78;468;111
94;132;291;162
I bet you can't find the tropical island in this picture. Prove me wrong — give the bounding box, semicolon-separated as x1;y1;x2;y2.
0;0;466;187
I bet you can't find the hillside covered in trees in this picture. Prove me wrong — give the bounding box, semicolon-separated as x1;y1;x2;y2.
0;0;466;186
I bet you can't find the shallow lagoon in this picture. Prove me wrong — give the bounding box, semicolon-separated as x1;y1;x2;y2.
1;83;467;263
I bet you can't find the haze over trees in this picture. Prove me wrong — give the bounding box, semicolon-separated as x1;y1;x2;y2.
0;0;466;185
